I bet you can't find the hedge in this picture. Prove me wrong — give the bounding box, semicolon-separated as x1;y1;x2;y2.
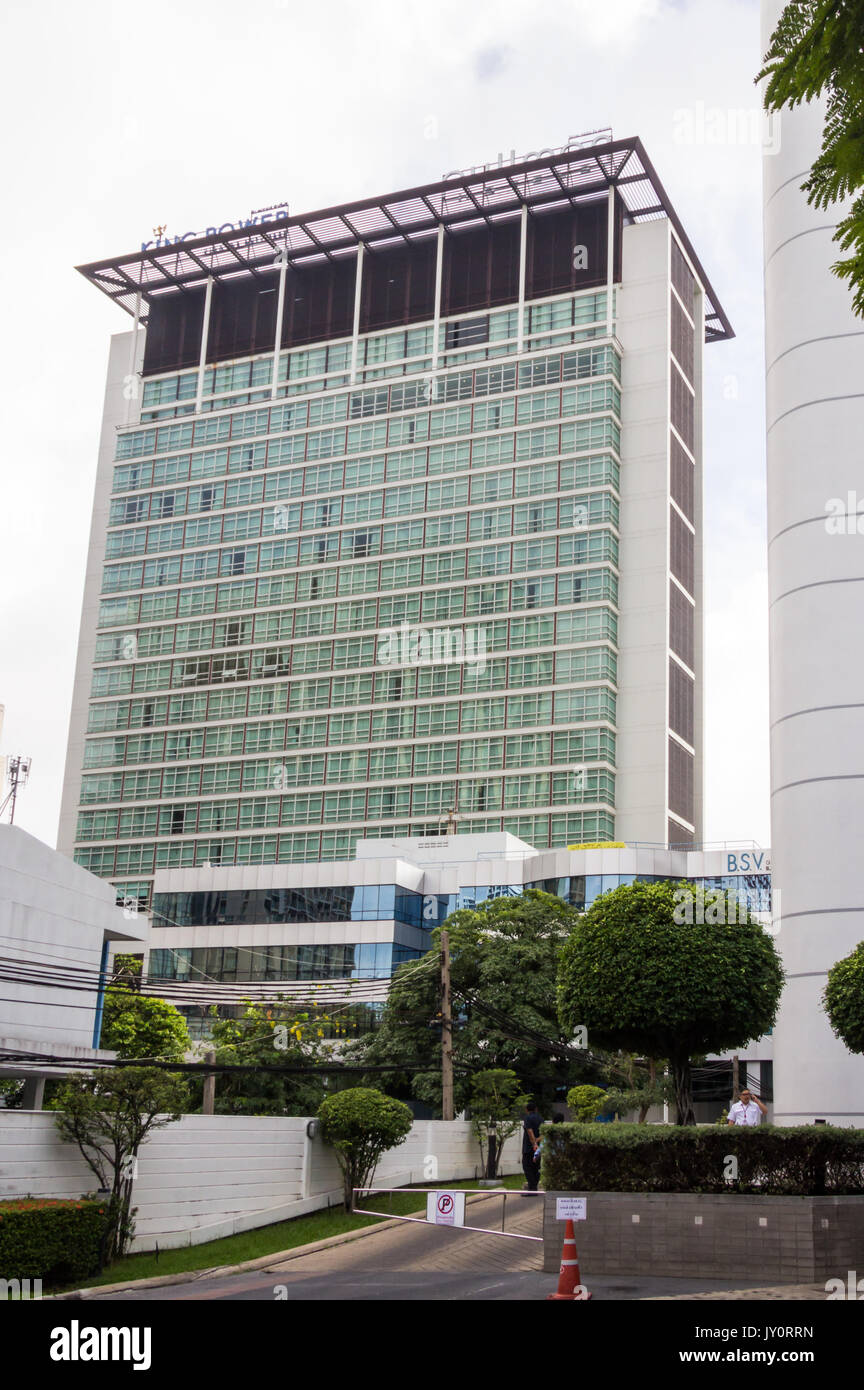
541;1123;864;1195
0;1199;108;1283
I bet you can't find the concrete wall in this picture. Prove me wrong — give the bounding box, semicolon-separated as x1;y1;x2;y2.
0;1111;521;1251
543;1190;864;1283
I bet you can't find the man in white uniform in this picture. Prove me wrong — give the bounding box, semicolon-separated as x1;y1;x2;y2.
727;1088;768;1126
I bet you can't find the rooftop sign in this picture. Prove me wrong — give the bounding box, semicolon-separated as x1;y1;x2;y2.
140;203;290;254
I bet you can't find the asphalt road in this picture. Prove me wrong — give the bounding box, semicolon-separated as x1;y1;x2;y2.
88;1192;775;1302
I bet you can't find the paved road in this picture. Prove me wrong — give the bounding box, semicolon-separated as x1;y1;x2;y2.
89;1192;807;1302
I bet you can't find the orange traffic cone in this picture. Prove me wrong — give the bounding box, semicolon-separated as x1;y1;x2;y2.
547;1218;592;1301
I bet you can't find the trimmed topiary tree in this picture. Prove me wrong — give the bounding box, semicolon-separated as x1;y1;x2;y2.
824;941;864;1054
557;880;784;1125
317;1087;413;1212
566;1084;608;1123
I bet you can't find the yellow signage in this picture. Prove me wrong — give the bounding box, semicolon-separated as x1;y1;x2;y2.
566;841;627;851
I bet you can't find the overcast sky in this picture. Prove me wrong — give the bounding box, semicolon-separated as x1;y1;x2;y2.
0;0;772;850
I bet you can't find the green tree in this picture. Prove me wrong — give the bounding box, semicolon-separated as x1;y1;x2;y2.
99;984;191;1060
557;881;784;1125
202;1001;329;1116
353;890;604;1112
597;1054;674;1123
317;1087;413;1212
566;1084;608;1123
758;0;864;314
469;1068;528;1179
54;1067;188;1262
824;940;864;1053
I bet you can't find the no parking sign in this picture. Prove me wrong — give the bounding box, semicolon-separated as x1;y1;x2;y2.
426;1190;466;1226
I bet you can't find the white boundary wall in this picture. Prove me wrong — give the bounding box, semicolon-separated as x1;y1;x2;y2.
0;1112;522;1251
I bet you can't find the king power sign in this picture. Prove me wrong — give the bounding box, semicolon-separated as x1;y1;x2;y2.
141;203;290;253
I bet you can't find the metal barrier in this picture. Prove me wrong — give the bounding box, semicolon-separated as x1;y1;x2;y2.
352;1187;543;1242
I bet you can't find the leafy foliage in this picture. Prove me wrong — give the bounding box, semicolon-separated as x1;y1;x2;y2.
557;881;784;1125
596;1053;674;1122
0;1199;109;1284
758;0;864;314
99;985;191;1060
54;1067;188;1262
824;940;864;1053
469;1068;529;1178
566;1084;608;1123
317;1087;413;1211
542;1122;864;1195
352;890;605;1111
199;1001;331;1116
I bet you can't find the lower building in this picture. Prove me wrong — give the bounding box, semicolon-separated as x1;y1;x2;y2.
142;831;773;1118
0;824;149;1108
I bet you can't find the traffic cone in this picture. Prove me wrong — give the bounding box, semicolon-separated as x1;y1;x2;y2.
547;1218;592;1300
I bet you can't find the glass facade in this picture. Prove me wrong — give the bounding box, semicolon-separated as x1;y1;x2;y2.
74;289;621;904
151;884;446;929
148;940;419;983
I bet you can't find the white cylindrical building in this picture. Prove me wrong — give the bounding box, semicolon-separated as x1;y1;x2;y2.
762;0;864;1122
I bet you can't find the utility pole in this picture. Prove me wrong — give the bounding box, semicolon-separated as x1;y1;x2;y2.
440;929;454;1121
1;755;32;824
202;1049;216;1115
732;1054;740;1102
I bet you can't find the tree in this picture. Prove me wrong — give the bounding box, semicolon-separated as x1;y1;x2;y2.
99;985;191;1060
352;890;605;1112
824;940;864;1053
469;1069;528;1179
758;0;864;314
597;1054;674;1123
54;1067;188;1262
201;1001;330;1116
557;881;784;1125
566;1084;608;1123
317;1087;413;1212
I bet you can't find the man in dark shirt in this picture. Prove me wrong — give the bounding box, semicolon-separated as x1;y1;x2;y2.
522;1101;543;1191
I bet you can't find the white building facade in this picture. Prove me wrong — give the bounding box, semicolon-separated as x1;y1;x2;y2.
0;824;149;1107
762;0;864;1124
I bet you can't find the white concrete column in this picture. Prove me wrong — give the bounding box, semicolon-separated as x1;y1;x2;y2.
195;277;215;415
431;224;445;372
516;204;528;353
125;291;142;424
271;255;289;399
606;186;616;335
762;0;864;1124
349;246;365;385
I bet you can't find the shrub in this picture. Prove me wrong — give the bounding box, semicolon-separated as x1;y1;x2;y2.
318;1087;413;1211
541;1123;864;1195
824;941;864;1054
0;1199;108;1284
566;1084;608;1123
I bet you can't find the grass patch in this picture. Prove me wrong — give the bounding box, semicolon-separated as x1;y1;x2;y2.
59;1174;524;1292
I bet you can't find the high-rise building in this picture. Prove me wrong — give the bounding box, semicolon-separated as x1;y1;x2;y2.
59;135;731;981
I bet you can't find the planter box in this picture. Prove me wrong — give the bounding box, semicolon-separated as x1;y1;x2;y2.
542;1191;864;1283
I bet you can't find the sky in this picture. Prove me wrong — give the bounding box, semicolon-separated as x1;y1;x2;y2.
0;0;772;850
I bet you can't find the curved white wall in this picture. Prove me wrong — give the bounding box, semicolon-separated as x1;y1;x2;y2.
762;0;864;1121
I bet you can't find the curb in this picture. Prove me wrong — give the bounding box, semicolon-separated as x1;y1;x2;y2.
49;1214;411;1299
